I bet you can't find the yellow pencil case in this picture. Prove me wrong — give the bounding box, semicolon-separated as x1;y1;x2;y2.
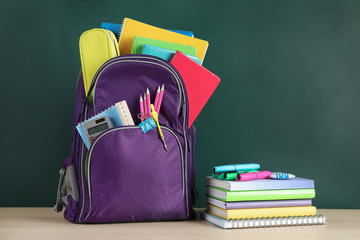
79;28;119;97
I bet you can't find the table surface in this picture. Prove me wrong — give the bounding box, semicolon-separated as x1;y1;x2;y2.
0;208;359;240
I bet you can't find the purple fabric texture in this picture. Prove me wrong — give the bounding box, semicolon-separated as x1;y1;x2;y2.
84;127;185;223
62;55;197;223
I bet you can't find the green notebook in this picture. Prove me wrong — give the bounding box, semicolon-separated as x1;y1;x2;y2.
207;186;316;202
131;36;197;55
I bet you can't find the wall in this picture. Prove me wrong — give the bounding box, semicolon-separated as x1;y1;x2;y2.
1;0;359;208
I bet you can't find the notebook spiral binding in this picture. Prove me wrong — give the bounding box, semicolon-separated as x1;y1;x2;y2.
202;212;327;229
118;18;127;46
229;215;327;228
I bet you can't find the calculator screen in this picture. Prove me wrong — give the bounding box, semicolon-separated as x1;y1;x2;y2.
87;123;109;135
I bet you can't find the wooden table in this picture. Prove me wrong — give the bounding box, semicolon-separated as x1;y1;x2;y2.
0;208;359;240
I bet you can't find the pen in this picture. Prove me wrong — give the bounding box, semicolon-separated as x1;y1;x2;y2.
139;95;144;122
269;172;295;180
155;84;164;114
236;171;272;181
150;104;167;151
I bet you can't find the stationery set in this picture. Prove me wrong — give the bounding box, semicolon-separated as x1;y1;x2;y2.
203;163;326;229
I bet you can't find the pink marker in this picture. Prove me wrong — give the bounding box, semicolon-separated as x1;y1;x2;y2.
154;86;161;114
146;88;151;118
139;95;144;122
144;94;148;119
236;171;272;181
155;84;164;114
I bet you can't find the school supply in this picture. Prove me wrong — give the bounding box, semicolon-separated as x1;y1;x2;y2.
269;172;296;179
212;170;259;181
236;170;272;181
115;100;135;126
144;94;149;119
202;212;326;229
208;197;313;210
139;117;156;133
207;186;316;202
207;176;315;191
151;104;167;151
55;55;198;223
170;51;220;128
153;86;160;114
82;115;112;146
145;88;151;118
76;104;123;149
118;18;208;62
213;163;260;174
101;22;194;38
139;95;144;122
131;36;197;56
141;44;202;65
79;29;119;97
207;204;317;220
155;84;164;114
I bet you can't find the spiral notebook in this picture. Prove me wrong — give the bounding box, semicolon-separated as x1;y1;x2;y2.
202;212;327;229
118;18;208;62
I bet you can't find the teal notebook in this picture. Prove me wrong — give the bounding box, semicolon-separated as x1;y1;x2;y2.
142;44;202;65
131;36;197;56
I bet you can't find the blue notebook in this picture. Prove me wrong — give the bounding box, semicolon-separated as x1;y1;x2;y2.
101;22;194;38
76;105;123;149
142;44;202;65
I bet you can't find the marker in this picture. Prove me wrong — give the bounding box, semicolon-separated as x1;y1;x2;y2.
269;172;295;180
155;84;164;114
213;163;260;174
236;171;272;181
139;95;144;122
154;86;161;114
146;88;151;118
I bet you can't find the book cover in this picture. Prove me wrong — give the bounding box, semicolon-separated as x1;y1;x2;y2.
170;51;220;128
207;204;317;220
119;18;208;62
142;44;202;65
207;176;315;191
207;186;316;202
208;197;312;209
131;36;197;56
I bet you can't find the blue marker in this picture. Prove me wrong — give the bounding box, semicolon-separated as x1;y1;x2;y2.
269;172;295;180
213;163;260;174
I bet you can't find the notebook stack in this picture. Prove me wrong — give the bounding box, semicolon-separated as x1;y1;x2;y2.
203;170;326;229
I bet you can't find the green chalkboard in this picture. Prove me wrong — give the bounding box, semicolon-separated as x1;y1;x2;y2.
1;0;360;209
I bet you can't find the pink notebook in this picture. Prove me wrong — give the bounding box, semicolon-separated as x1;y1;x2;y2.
170;51;220;128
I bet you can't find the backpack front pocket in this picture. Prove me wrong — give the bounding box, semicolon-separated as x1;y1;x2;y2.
81;126;186;223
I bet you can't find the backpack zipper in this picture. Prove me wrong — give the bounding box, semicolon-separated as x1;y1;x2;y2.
79;56;190;222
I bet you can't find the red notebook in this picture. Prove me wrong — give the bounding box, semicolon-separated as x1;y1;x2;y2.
170;51;220;128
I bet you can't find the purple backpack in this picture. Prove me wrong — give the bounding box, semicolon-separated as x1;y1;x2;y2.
55;55;198;223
